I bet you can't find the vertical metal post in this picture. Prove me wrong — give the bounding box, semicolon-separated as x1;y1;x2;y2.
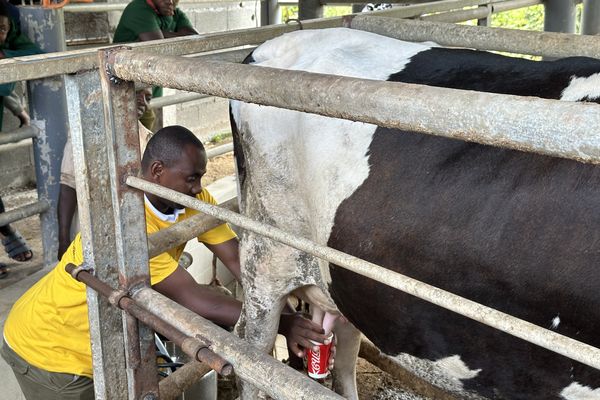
544;0;577;33
19;7;68;267
477;4;491;26
582;0;600;35
99;47;159;399
299;0;323;20
261;0;281;25
65;71;130;400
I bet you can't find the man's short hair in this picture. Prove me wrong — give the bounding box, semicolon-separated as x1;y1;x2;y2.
0;3;9;19
141;125;204;171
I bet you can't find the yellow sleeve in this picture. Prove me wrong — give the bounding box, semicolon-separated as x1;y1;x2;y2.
146;218;179;285
196;189;237;245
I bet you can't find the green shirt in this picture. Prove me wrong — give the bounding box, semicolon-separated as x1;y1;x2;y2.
113;0;193;44
113;0;193;98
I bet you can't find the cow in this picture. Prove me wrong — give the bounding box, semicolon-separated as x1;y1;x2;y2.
229;27;600;399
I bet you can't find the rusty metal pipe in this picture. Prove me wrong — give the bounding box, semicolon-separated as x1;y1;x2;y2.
64;264;233;376
158;360;212;400
0;125;38;146
109;49;600;164
126;177;600;372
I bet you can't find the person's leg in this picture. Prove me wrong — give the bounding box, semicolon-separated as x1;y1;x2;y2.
1;341;94;400
0;195;32;262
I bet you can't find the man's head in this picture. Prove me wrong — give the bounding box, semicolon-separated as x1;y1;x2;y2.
151;0;175;17
0;4;10;45
142;125;207;212
136;87;152;119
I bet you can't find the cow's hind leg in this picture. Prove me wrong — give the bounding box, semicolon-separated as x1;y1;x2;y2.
236;288;287;399
332;320;361;400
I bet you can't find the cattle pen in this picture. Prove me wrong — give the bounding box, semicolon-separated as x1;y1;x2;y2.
2;0;600;399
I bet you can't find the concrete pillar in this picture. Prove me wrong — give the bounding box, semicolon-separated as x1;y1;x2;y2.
582;0;600;35
19;7;68;267
298;0;323;20
261;0;281;25
544;0;577;34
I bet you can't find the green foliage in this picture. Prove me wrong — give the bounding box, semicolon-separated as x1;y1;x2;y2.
281;5;351;22
491;5;544;31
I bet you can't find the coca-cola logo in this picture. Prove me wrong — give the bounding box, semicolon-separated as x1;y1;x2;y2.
310;347;321;373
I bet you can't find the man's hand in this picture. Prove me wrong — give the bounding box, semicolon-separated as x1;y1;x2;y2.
279;313;334;363
17;110;30;127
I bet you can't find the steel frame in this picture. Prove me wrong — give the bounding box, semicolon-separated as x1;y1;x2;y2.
4;2;599;398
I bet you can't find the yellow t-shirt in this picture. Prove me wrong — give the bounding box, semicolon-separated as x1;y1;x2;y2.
3;189;236;378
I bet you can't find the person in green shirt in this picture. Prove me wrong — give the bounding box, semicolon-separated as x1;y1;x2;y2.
113;0;198;130
0;1;42;131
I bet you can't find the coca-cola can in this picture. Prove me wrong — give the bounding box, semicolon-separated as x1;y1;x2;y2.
306;333;334;379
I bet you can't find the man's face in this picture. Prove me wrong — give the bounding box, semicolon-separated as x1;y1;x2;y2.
155;143;207;210
136;88;152;119
152;0;174;16
0;17;10;45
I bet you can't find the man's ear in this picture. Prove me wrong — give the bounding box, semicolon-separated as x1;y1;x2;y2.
149;160;164;182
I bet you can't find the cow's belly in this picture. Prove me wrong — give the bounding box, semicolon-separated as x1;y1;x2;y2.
327;127;600;400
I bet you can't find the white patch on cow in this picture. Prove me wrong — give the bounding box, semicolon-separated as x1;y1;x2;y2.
231;29;433;287
434;355;481;381
390;353;485;399
551;315;561;329
561;73;600;101
560;382;600;400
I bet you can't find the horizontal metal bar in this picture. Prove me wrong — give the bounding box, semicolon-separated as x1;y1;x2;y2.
134;287;343;400
158;361;212;400
349;15;600;58
127;176;600;372
63;0;251;12
0;125;38;146
206;142;234;159
0;199;49;227
109;50;600;163
65;264;233;376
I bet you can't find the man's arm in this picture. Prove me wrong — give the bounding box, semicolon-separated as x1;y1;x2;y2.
153;265;330;356
57;184;77;260
154;265;242;326
204;238;241;283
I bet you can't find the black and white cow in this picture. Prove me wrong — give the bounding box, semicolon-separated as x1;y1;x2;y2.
230;28;600;400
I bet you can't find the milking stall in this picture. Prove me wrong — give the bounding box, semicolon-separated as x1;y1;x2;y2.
1;0;600;399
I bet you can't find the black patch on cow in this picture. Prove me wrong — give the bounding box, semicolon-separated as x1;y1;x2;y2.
328;48;600;399
389;47;600;101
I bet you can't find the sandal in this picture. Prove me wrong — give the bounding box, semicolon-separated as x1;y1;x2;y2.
2;230;33;262
0;263;7;279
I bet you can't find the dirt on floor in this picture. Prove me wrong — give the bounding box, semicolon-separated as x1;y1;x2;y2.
0;147;424;399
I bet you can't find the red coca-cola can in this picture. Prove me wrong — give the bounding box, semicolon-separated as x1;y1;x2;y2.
306;333;334;379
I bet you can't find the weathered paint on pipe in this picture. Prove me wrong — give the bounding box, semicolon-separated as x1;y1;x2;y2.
126;177;600;372
109;50;600;164
348;15;600;58
134;287;344;400
0;125;38;146
64;0;245;12
0;200;49;227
